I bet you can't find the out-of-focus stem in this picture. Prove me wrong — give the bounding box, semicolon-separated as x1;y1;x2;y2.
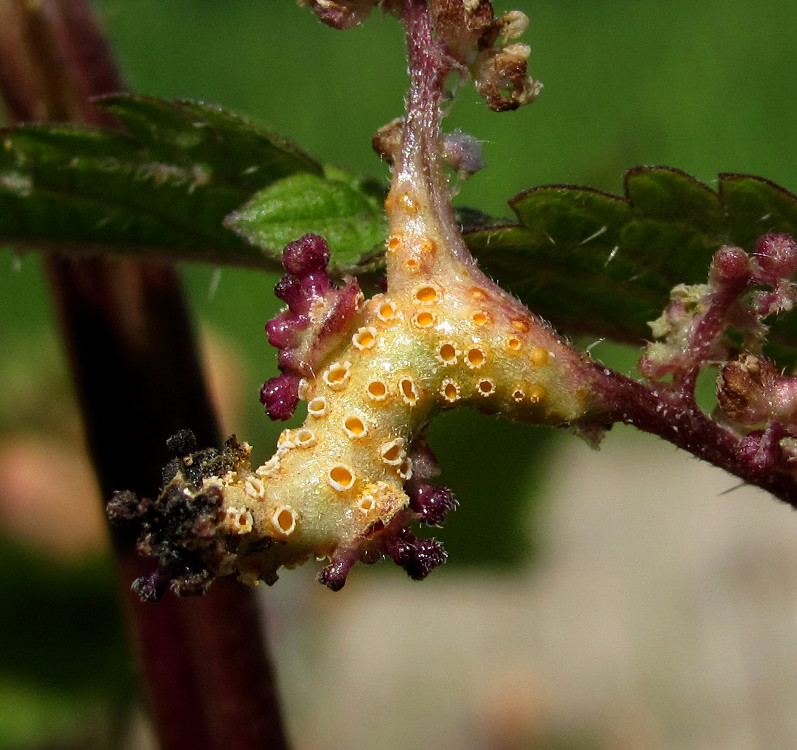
0;1;289;747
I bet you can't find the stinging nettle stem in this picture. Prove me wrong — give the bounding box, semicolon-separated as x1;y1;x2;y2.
114;0;604;594
114;0;797;602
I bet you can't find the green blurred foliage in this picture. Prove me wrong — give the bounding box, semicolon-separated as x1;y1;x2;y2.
1;0;797;745
0;539;130;749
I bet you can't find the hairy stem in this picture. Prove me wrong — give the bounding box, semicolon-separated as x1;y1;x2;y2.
397;0;479;271
591;366;797;507
398;0;797;510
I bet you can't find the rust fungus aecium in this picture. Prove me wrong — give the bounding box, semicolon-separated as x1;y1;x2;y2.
113;0;602;598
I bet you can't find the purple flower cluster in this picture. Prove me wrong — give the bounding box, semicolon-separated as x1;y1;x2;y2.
383;525;447;580
407;482;457;526
702;234;797;477
316;481;456;591
261;234;362;421
640;234;797;384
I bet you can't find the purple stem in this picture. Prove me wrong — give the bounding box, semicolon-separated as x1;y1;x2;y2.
670;247;751;395
593;366;797;508
399;1;797;510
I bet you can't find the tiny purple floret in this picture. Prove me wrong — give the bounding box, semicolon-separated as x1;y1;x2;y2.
736;425;785;476
318;552;357;591
384;526;448;581
266;310;306;349
260;373;302;421
753;233;797;283
710;245;750;282
408;483;457;526
384;526;416;567
274;274;310;314
405;538;447;580
282;233;331;276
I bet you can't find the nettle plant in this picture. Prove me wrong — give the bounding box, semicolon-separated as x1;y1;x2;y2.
7;0;797;600
110;0;797;595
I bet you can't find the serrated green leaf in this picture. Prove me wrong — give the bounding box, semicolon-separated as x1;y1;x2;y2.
225;169;388;274
6;105;797;363
465;167;797;364
100;96;321;188
721;173;797;250
0;96;323;268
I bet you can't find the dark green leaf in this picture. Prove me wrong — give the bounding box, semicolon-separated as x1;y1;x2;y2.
6;107;797;361
0;96;323;268
465;167;797;363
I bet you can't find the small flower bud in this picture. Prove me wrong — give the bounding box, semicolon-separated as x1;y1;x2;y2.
273;274;306;312
736;429;783;476
318;552;357;591
408;483;457;525
384;526;448;580
384;526;416;567
260;374;302;421
753;233;797;283
266;310;306;349
404;538;447;580
442;130;485;178
282;233;331;276
709;245;750;282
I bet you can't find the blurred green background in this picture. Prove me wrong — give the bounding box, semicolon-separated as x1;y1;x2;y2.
1;0;797;747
